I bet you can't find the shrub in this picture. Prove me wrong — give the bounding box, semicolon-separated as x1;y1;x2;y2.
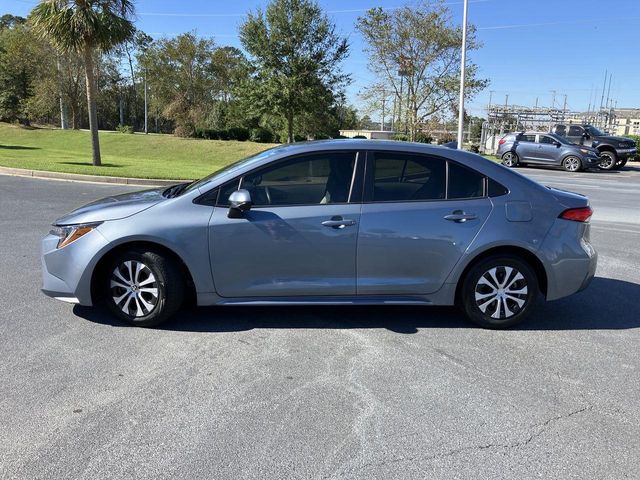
227;127;250;141
116;124;134;134
393;133;409;141
250;127;274;143
352;135;367;139
334;134;347;139
294;134;307;142
470;144;480;153
414;132;433;144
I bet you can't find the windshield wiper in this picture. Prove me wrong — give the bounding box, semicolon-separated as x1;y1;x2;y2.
162;182;192;198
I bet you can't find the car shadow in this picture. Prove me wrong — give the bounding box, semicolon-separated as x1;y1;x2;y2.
73;277;640;333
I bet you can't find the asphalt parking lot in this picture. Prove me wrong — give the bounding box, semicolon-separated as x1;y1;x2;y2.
1;165;639;479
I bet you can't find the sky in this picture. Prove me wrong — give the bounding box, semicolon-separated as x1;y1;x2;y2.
5;0;640;119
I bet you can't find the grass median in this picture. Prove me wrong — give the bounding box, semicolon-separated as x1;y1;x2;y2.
0;123;277;180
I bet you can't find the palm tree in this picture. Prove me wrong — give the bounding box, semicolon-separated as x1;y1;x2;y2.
30;0;135;166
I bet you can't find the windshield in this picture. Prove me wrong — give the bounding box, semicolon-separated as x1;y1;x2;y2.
586;126;604;136
180;145;284;195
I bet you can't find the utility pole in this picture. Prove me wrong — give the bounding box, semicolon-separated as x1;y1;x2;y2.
456;0;469;150
381;96;386;131
562;94;567;122
550;90;556;109
599;69;607;112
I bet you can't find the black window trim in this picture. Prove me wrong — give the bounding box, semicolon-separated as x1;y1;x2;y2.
194;149;364;208
362;150;491;204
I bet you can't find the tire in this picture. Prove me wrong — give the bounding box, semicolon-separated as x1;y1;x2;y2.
562;155;582;172
501;151;518;167
598;150;618;170
615;158;628;169
460;255;540;329
103;248;185;327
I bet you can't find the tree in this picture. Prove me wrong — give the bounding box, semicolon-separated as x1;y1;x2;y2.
239;0;350;143
356;1;488;141
0;19;50;124
30;0;135;166
139;33;221;137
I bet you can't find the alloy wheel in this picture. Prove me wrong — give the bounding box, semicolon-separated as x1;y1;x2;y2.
474;266;528;319
110;260;159;317
502;152;516;167
564;156;580;172
598;153;616;170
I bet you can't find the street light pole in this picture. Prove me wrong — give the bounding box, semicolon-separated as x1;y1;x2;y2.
144;70;148;135
456;0;469;150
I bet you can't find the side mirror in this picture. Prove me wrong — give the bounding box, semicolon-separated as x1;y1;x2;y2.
228;189;252;218
554;141;561;147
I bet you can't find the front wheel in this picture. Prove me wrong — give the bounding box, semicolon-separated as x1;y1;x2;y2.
562;155;582;172
615;158;628;169
598;151;618;170
460;255;540;329
501;151;518;167
104;249;185;327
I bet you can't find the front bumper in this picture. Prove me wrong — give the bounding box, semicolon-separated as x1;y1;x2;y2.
617;147;637;160
41;228;110;306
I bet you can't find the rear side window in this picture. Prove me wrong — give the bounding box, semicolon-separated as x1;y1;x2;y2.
488;178;508;197
448;162;485;199
371;153;446;202
518;134;536;143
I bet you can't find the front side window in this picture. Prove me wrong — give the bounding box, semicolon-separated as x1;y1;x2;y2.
539;135;556;144
372;153;446;202
568;125;584;136
222;152;357;207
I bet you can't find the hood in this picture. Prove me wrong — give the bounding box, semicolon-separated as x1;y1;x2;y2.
54;187;166;225
593;135;634;144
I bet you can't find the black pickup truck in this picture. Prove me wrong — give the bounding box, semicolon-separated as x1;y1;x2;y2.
550;124;637;170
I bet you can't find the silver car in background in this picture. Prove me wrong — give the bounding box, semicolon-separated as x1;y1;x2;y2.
42;140;597;329
497;132;601;171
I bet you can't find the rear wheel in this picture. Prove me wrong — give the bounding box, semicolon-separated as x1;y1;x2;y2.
460;255;539;329
501;151;518;167
104;248;184;327
562;155;582;172
598;150;618;170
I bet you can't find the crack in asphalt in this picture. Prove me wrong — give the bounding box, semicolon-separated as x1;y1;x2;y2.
327;404;594;478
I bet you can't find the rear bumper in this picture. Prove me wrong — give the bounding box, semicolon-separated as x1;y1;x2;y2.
540;220;597;301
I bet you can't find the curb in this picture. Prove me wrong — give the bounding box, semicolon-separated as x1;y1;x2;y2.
0;166;191;187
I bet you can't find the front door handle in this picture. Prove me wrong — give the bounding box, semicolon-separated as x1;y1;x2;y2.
444;210;477;223
322;216;356;229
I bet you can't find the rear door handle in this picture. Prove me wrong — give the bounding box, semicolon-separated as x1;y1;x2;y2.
444;211;477;223
322;217;356;229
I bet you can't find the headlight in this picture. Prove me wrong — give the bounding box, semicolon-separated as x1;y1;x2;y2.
50;222;102;249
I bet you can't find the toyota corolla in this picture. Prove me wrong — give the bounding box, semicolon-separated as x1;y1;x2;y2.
41;140;597;328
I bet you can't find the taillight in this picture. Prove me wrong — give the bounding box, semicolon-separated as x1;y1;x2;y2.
498;137;507;145
559;206;593;223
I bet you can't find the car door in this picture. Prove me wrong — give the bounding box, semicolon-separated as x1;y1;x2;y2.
514;134;538;162
536;134;562;165
357;151;493;295
567;125;585;145
209;151;363;298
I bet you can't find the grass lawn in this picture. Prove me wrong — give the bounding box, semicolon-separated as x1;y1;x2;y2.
0;123;278;180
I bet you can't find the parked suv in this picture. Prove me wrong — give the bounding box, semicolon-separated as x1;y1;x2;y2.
497;132;601;172
551;124;637;170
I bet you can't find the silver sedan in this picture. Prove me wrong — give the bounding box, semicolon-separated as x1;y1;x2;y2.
42;140;597;328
